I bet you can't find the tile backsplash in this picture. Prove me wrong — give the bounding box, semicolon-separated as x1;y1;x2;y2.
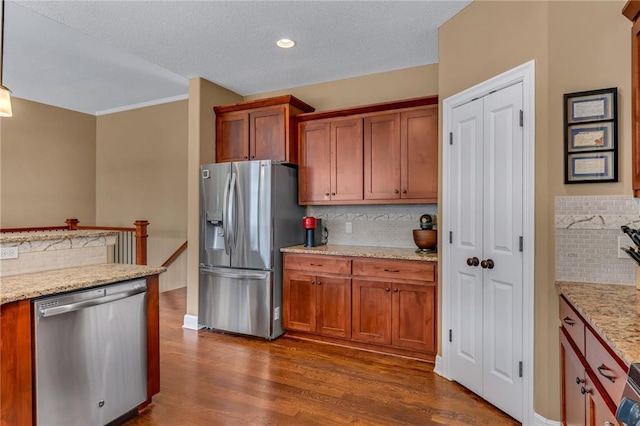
555;195;640;285
306;204;437;249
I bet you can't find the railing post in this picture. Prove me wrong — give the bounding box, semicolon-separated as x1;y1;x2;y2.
65;218;79;230
134;220;149;265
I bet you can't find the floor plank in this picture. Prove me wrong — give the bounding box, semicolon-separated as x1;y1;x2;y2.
126;287;519;425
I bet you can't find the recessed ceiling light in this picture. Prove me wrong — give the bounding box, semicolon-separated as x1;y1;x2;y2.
276;38;296;49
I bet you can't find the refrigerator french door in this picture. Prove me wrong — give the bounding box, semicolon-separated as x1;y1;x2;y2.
199;160;304;339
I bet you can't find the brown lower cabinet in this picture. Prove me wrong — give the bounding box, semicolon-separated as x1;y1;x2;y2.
559;295;621;426
283;253;437;361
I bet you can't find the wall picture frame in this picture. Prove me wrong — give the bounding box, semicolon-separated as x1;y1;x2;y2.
564;87;617;184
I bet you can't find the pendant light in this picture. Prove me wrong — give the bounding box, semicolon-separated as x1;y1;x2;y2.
0;0;12;117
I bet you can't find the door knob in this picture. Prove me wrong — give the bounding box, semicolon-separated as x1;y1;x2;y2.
481;259;495;269
466;257;480;267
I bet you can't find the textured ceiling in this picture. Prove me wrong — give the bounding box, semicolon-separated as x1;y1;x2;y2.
4;1;470;115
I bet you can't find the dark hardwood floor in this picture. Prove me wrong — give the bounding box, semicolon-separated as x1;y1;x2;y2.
126;287;519;425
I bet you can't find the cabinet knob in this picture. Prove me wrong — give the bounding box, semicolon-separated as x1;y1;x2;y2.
311;280;315;285
575;377;585;385
251;155;255;159
325;192;330;197
580;386;592;395
317;281;322;286
395;189;399;194
402;189;407;194
385;287;390;292
331;192;336;196
393;288;398;293
244;156;248;160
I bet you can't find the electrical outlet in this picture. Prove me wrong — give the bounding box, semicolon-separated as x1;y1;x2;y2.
0;247;18;260
345;222;353;234
619;235;630;259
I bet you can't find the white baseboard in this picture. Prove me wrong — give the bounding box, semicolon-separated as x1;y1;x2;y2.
433;355;449;379
532;412;560;426
182;314;203;330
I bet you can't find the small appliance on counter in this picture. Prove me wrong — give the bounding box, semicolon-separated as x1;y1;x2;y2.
620;225;640;289
617;363;640;425
302;216;328;247
413;214;437;253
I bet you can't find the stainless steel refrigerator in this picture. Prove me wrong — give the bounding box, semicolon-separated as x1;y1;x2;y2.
199;160;304;339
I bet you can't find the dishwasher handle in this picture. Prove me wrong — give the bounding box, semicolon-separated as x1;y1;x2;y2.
39;287;146;318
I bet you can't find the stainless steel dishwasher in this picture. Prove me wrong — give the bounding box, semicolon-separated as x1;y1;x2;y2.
33;279;148;426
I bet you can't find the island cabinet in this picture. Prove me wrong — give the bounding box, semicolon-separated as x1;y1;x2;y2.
296;96;438;205
283;252;437;361
559;295;623;425
214;95;315;164
283;254;352;338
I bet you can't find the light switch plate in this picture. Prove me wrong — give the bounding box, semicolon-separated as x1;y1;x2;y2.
345;222;352;234
0;247;18;260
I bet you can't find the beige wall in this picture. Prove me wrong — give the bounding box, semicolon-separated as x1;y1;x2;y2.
245;64;439;111
439;0;630;420
0;98;96;227
96;101;189;291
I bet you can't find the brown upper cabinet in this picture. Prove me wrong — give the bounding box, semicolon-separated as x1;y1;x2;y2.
297;96;438;205
623;1;640;196
214;95;315;164
299;117;364;203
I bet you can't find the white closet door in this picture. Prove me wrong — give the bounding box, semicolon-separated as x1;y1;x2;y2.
448;82;524;422
482;82;523;420
448;97;484;396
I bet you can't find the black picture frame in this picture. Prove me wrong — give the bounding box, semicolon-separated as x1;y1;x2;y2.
564;87;618;184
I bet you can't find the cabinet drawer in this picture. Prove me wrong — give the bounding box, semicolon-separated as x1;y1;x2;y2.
585;327;628;404
352;258;435;282
284;254;351;275
559;296;585;354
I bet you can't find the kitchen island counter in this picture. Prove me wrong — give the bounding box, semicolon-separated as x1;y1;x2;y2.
281;244;437;262
0;229;119;244
0;263;166;305
556;281;640;364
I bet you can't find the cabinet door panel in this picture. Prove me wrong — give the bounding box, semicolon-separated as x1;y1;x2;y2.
250;107;286;161
401;108;438;199
283;272;316;333
392;282;436;353
586;382;618;426
316;277;351;339
560;328;586;426
299;121;331;203
217;111;249;162
364;113;401;200
352;279;391;344
331;118;364;201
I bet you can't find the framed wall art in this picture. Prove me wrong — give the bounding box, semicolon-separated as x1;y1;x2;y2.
564;87;618;183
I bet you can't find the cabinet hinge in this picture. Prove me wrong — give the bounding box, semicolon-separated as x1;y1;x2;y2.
519;110;524;127
449;231;453;244
519;236;523;252
449;329;453;342
449;132;453;145
519;361;523;377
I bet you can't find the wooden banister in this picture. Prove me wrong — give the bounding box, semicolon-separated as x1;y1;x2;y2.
162;241;188;268
135;220;149;266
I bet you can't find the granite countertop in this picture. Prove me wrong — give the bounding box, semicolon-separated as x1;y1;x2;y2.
556;281;640;365
0;263;167;305
281;244;437;262
0;230;119;244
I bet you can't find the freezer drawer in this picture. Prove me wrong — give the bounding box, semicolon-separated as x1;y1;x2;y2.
199;267;281;339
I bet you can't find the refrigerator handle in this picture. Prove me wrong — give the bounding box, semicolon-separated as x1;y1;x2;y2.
222;172;232;256
228;172;238;253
